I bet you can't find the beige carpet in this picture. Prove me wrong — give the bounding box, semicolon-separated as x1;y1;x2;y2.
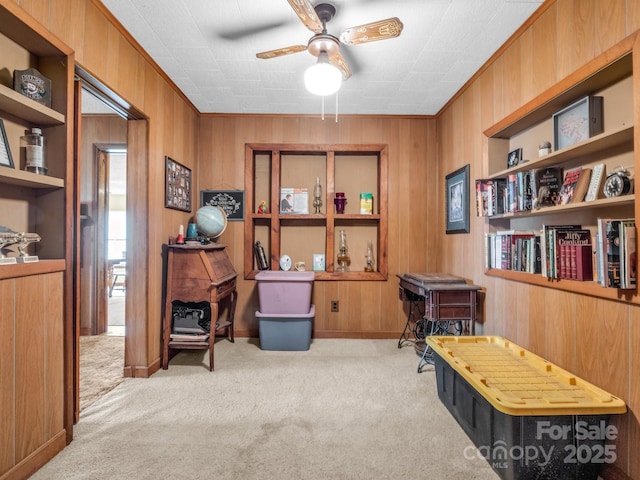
33;338;499;480
79;334;125;411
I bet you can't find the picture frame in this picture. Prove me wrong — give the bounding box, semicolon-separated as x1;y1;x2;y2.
0;119;15;168
165;156;192;212
445;164;470;234
507;147;522;168
200;189;244;221
552;95;603;150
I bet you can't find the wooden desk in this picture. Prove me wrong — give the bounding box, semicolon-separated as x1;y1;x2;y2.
397;273;481;372
162;243;238;371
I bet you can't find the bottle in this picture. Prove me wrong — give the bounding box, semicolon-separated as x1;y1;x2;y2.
21;128;47;175
364;240;375;272
336;229;351;272
254;241;269;270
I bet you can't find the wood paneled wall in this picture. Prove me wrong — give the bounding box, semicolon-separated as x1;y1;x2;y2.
11;0;201;376
437;1;640;477
197;115;439;338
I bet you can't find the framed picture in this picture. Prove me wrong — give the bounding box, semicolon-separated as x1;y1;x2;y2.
165;156;192;212
0;119;15;168
200;189;244;221
445;164;470;234
507;147;522;168
552;95;603;150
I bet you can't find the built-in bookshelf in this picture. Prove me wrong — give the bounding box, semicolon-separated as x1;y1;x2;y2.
244;143;388;281
479;44;638;302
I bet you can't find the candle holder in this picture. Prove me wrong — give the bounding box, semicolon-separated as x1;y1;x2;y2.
334;192;347;214
364;240;375;272
336;229;351;272
313;177;323;214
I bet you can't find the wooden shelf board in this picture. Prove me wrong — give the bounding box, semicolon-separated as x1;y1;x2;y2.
485;194;634;220
486;268;638;304
0;259;65;280
489;126;634;179
0;167;64;188
0;84;65;125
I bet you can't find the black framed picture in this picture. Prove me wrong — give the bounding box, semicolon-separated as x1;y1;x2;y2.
200;189;244;221
507;147;522;168
445;164;470;234
0;119;14;168
165;156;192;212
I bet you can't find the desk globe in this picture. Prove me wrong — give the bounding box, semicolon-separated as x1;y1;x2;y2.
196;205;227;239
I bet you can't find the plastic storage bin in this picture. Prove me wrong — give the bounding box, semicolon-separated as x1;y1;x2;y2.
256;305;314;351
425;336;626;480
255;270;314;314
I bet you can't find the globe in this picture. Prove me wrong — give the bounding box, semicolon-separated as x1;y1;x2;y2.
196;205;227;239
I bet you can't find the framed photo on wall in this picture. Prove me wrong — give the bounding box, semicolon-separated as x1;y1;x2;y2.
0;119;15;168
165;156;192;212
445;164;470;234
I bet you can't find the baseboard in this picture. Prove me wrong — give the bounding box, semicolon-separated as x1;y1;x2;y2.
0;429;66;480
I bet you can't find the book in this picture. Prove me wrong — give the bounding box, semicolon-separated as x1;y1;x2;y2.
572;167;592;203
575;244;594;281
280;187;309;214
554;229;591;279
606;220;622;288
558;167;591;205
535;167;563;207
621;220;636;289
585;163;606;201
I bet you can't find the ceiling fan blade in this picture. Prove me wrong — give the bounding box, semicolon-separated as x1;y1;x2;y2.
329;51;352;80
256;45;307;59
287;0;323;33
339;17;404;46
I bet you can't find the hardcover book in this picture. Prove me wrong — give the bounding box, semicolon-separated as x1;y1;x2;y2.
535;167;563;207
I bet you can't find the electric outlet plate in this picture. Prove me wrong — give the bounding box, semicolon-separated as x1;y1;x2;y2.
331;300;339;312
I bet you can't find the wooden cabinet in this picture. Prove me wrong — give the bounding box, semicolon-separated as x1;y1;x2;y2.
480;45;638;302
244;143;388;281
162;244;238;371
0;1;73;477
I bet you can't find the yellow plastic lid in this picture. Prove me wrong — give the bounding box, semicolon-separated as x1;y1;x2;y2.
425;336;627;416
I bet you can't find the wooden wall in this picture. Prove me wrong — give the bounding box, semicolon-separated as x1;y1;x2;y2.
197;115;439;338
437;1;640;478
10;0;201;377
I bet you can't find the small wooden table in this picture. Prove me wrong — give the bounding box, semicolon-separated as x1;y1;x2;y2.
162;243;238;371
397;273;481;372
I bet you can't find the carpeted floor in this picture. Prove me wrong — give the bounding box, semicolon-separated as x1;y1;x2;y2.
34;338;499;480
79;334;125;411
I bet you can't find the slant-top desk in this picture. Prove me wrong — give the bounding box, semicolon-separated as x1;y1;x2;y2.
162;243;238;371
397;273;481;372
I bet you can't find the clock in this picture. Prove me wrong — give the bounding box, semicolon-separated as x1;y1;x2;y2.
603;169;633;198
279;254;292;271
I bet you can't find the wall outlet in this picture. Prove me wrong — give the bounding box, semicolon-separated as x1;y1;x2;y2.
331;300;339;312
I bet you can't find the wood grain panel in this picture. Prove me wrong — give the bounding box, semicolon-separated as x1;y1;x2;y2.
527;285;546;356
15;275;45;462
574;295;600;383
0;279;15;475
571;0;596;69
81;1;109;82
630;0;640;34
44;273;64;440
629;304;640;479
555;1;573;79
518;27;534;105
595;0;626;54
502;41;523;117
49;0;86;61
531;5;557;96
544;288;575;370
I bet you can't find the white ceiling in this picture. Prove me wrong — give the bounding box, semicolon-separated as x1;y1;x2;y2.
100;0;544;116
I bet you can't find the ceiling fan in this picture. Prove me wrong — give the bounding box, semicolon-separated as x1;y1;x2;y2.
256;0;403;84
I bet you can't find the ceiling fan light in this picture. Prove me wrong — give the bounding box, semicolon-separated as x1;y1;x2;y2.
304;62;342;96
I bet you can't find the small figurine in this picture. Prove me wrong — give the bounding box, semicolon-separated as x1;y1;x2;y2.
257;200;268;214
